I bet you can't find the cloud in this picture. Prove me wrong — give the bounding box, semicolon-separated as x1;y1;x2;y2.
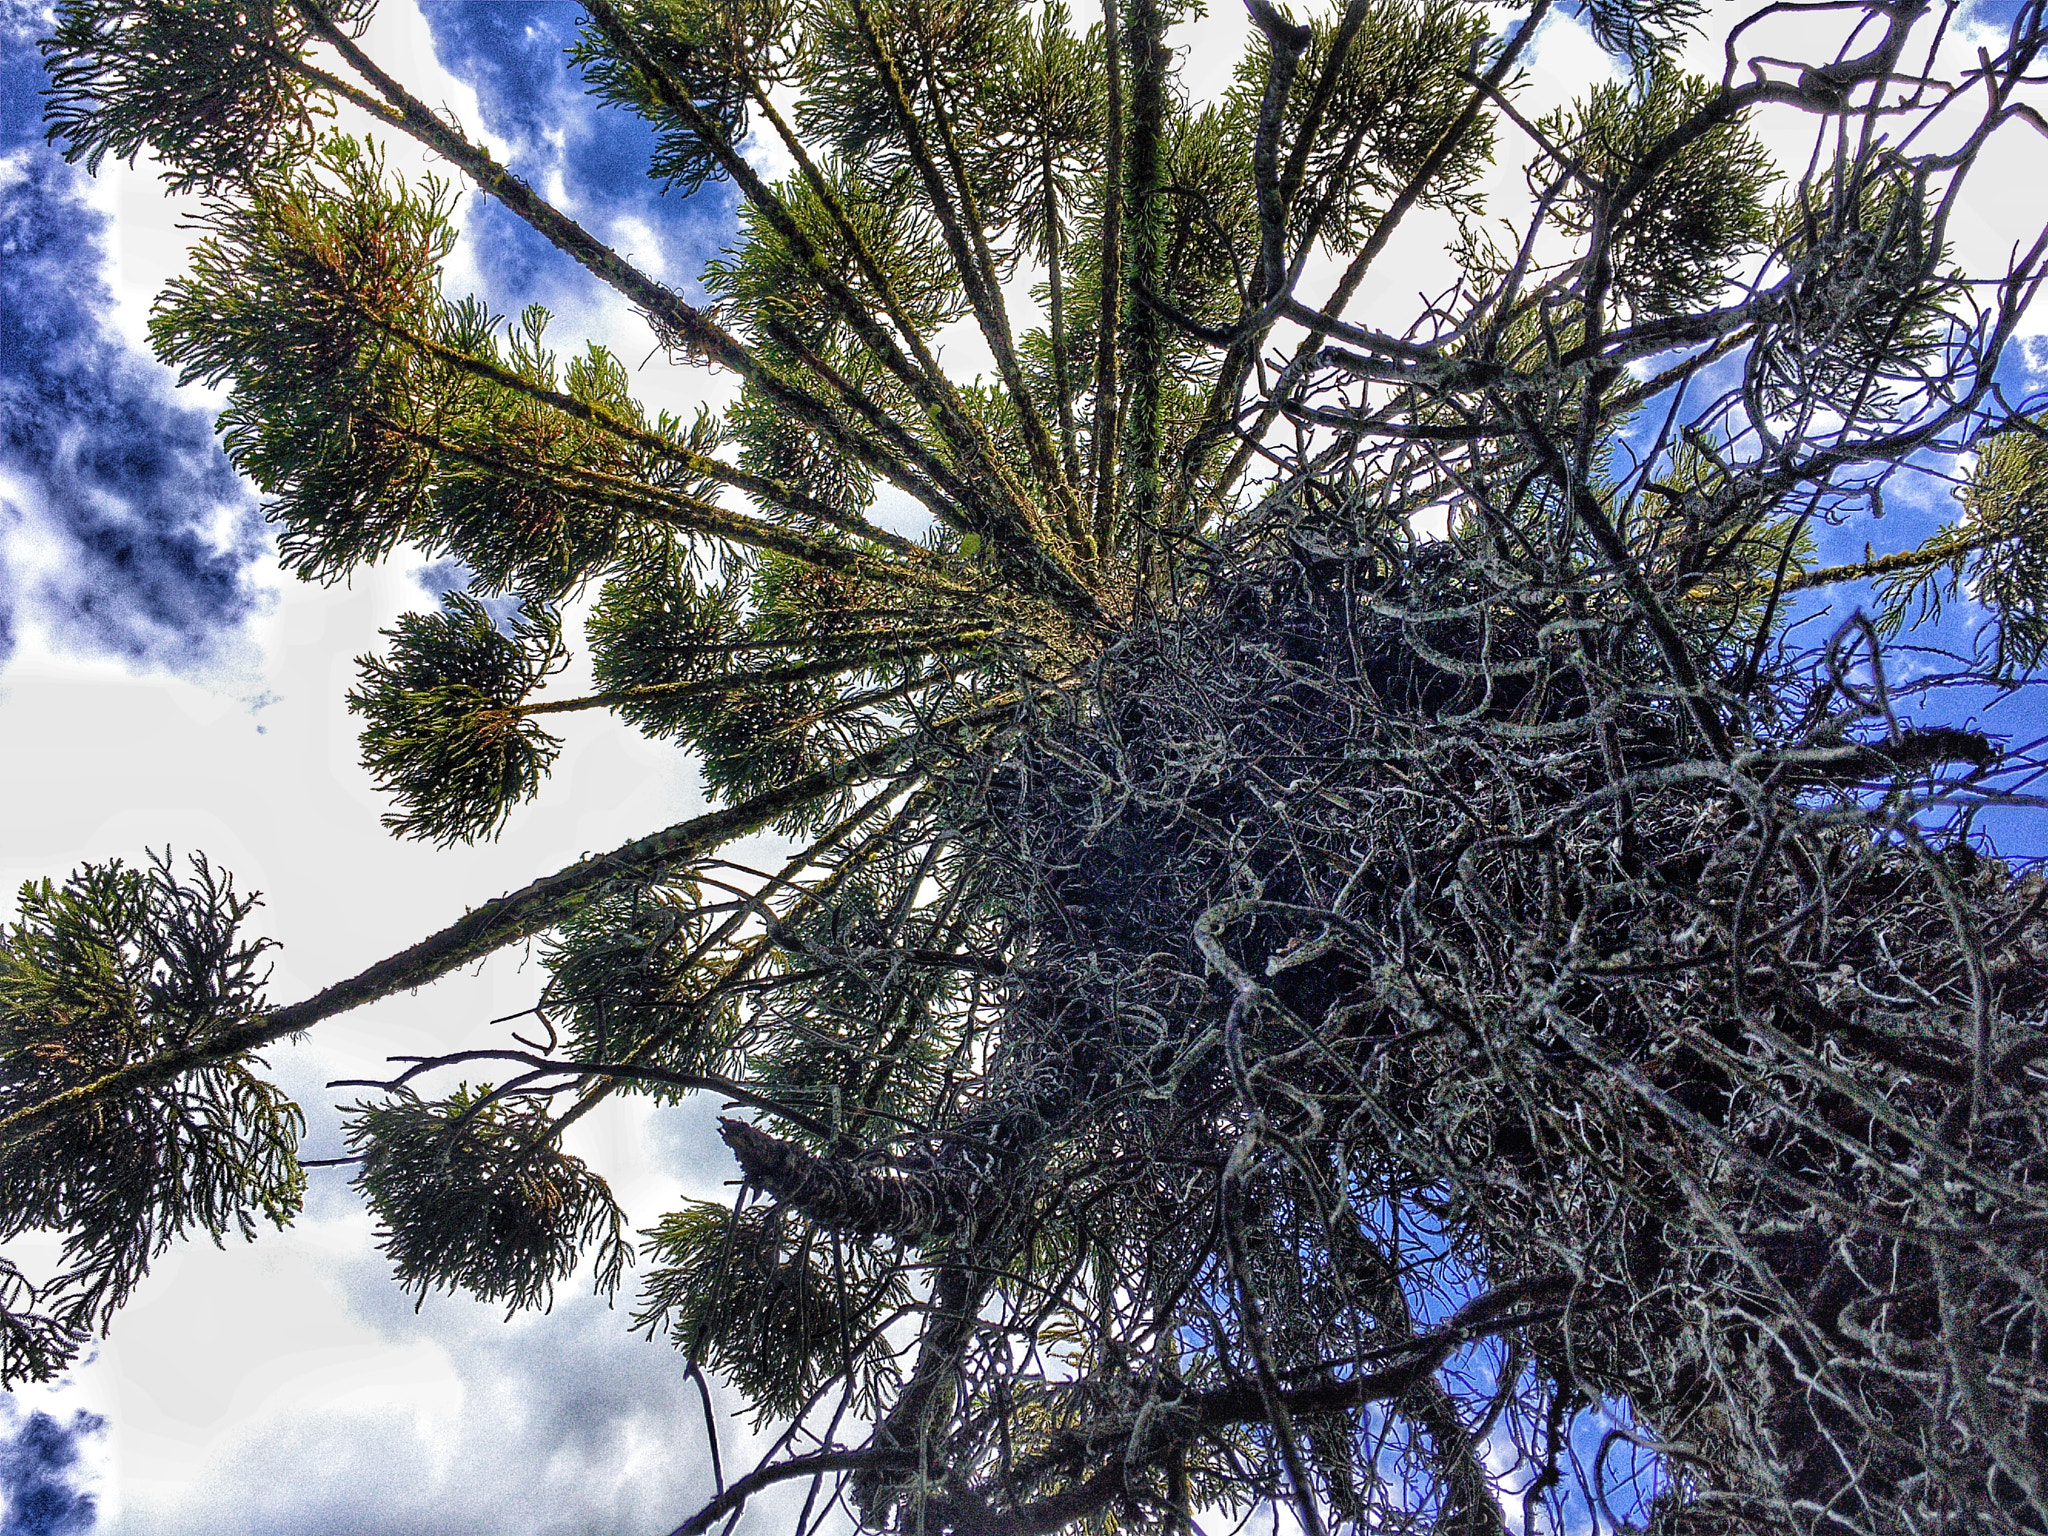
0;1397;105;1536
0;13;268;676
101;1234;745;1536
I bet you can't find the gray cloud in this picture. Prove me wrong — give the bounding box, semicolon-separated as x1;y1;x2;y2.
107;1258;738;1536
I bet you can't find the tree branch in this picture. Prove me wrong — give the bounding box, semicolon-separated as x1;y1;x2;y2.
669;1448;906;1536
0;698;1026;1152
720;1118;970;1240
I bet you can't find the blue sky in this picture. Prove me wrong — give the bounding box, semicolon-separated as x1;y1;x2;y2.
418;2;734;306
0;1;265;672
0;1399;100;1536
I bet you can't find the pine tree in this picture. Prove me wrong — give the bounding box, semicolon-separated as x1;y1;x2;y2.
7;2;2048;1532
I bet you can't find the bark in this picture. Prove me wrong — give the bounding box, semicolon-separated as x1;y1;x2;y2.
720;1118;969;1240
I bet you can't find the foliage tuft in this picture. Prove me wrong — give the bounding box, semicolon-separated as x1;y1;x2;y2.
347;1084;628;1313
348;593;566;846
0;853;302;1387
1543;62;1775;320
635;1198;905;1423
42;0;376;193
540;883;745;1090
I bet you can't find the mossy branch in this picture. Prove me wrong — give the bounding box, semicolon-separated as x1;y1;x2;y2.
511;632;997;719
1089;0;1125;562
874;0;1092;558
369;315;934;564
359;411;977;598
579;0;1063;573
1776;537;1976;594
0;696;1025;1154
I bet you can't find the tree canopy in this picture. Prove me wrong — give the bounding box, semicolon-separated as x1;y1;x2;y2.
6;1;2048;1533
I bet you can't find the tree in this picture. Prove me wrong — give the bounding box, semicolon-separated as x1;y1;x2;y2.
6;1;2048;1533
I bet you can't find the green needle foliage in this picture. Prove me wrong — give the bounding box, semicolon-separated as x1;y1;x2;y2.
42;0;379;192
1;854;302;1380
636;1198;909;1423
11;1;2048;1533
347;1083;628;1311
348;592;568;845
1961;424;2048;670
538;880;753;1091
1541;63;1775;321
1866;415;2048;676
